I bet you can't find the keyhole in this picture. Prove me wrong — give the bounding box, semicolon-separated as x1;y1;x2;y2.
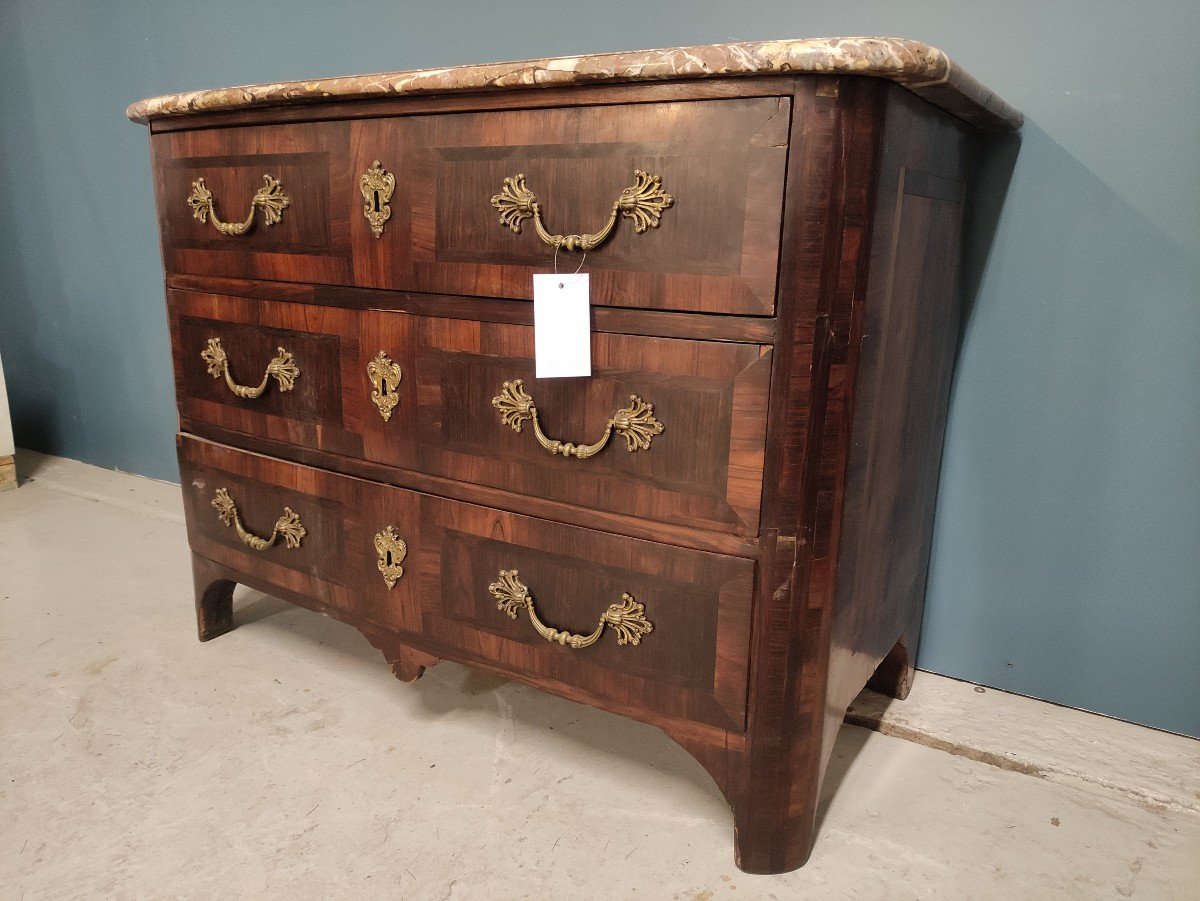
373;190;381;213
377;378;389;398
385;550;393;566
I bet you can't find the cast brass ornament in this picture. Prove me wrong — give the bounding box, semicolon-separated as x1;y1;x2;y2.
201;337;299;399
487;569;652;649
187;174;290;236
490;379;663;459
211;488;306;551
359;160;395;238
367;350;403;422
489;170;673;252
374;526;408;590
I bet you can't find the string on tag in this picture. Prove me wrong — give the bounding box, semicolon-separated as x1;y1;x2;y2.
552;244;587;288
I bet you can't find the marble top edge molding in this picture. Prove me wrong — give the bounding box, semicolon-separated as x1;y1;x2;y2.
126;36;1023;131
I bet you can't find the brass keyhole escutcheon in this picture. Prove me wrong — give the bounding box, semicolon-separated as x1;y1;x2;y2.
360;160;395;238
367;350;402;422
375;526;408;589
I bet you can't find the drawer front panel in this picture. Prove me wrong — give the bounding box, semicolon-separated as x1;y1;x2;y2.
179;437;362;620
361;312;771;535
152;122;353;283
179;437;755;731
361;484;755;732
169;290;364;457
351;97;790;314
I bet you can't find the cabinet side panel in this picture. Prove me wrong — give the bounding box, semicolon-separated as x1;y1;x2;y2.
823;85;975;749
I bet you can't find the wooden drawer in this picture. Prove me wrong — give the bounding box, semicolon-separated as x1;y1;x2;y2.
152;122;354;283
179;437;357;619
168;289;365;457
362;310;771;535
173;288;772;536
352;97;790;314
153;99;789;314
179;436;756;731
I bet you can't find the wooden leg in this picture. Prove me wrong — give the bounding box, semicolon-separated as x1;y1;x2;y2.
663;724;820;875
732;639;918;874
191;552;236;642
729;782;816;873
668;632;918;875
867;635;915;700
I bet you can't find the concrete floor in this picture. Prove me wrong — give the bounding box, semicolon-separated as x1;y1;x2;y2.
2;450;1198;900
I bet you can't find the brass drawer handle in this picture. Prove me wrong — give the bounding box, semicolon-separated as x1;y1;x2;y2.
201;337;299;399
491;379;663;459
488;569;652;649
490;170;673;252
211;488;306;551
187;174;290;236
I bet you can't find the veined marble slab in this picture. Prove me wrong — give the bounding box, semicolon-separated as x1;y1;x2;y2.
127;36;1021;130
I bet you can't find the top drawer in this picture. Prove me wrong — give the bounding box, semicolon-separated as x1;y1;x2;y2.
151;97;790;315
152;121;355;285
355;97;790;314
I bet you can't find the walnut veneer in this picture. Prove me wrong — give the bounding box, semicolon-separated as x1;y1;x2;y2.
131;39;1019;873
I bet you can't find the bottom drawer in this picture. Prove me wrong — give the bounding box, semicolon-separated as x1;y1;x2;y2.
178;435;755;731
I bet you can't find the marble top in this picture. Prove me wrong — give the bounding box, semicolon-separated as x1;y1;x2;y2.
126;37;1021;131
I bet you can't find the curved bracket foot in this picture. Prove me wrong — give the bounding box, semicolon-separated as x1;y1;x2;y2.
658;723;737;801
867;635;915;700
658;722;821;874
191;551;236;642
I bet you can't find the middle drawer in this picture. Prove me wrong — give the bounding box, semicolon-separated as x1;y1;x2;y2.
169;288;772;536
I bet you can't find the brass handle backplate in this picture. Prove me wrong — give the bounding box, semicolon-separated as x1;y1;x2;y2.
491;379;663;459
187;174;290;236
489;170;672;252
488;569;652;649
202;337;299;399
212;488;306;551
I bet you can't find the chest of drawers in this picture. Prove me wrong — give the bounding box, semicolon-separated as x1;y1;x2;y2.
129;37;1020;873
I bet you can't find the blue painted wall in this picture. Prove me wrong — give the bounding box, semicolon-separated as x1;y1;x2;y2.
1;1;1196;736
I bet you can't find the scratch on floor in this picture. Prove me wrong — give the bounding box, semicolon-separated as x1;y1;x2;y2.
843;713;1047;778
845;701;1196;814
84;656;120;677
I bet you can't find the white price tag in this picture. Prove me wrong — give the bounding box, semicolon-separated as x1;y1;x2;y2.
533;273;591;378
